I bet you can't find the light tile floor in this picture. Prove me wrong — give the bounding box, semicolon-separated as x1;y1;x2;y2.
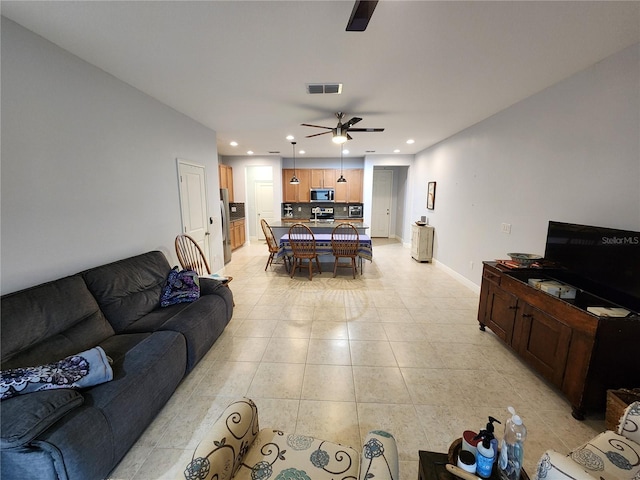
108;239;605;480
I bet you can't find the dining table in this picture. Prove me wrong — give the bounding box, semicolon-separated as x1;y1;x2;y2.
277;233;373;273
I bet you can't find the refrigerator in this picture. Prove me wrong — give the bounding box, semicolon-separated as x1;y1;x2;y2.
220;188;232;264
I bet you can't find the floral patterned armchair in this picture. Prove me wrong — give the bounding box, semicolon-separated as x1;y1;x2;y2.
535;401;640;480
182;397;399;480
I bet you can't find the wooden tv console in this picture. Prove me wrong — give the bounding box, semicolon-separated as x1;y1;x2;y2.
478;262;640;420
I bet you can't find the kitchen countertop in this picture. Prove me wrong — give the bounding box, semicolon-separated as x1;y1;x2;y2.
272;220;367;228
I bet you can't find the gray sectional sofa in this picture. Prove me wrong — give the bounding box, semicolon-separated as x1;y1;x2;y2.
1;251;233;480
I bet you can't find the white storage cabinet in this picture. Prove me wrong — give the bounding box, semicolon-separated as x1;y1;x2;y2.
411;225;434;262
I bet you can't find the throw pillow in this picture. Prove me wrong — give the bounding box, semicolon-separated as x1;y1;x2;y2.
160;267;200;307
0;346;113;400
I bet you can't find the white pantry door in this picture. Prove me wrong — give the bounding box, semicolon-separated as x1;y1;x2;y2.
256;181;274;241
371;169;393;237
177;160;210;263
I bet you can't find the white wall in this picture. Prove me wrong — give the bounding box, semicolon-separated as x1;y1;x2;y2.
412;43;640;288
1;18;223;294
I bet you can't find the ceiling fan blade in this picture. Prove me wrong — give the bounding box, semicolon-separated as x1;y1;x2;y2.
305;131;332;138
347;133;353;141
301;123;332;130
346;0;379;32
348;128;385;132
343;117;362;129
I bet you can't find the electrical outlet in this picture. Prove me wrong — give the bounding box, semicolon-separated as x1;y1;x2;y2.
298;207;302;211
344;206;347;211
501;223;512;234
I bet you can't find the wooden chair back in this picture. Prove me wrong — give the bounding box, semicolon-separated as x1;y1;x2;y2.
288;223;317;259
260;219;279;254
175;234;211;276
331;223;360;256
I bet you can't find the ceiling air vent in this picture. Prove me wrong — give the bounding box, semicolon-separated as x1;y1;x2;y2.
306;83;343;95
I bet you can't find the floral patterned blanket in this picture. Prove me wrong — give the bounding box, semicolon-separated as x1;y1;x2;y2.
0;346;113;400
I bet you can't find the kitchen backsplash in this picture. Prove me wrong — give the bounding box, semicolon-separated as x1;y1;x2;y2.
229;202;245;220
282;203;362;219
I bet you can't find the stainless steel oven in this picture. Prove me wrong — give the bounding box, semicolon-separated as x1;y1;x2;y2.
348;205;363;218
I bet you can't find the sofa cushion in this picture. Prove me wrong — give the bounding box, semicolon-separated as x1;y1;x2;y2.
82;251;171;332
234;429;360;480
0;389;83;448
1;275;115;369
87;331;187;460
122;293;231;372
569;430;640;480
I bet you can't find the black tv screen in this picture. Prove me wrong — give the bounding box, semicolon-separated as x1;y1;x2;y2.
544;221;640;312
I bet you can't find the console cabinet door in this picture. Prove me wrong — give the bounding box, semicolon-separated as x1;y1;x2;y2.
485;283;519;344
518;304;571;386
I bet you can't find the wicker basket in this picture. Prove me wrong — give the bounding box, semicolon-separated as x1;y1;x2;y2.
606;388;640;431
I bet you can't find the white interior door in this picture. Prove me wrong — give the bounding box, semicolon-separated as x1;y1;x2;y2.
255;181;274;240
371;169;393;237
177;160;210;262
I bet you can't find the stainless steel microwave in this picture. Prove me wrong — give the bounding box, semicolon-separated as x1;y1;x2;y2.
310;188;335;202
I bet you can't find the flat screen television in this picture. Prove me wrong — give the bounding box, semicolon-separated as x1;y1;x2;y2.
544;221;640;313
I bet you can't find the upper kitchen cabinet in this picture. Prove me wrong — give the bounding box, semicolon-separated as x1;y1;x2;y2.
282;169;311;203
219;164;234;202
335;169;364;203
311;169;337;188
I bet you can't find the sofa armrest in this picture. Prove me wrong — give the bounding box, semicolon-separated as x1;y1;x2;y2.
359;430;399;480
1;390;83;448
618;401;640;445
184;398;259;480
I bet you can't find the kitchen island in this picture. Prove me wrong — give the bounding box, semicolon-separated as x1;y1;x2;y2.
270;220;368;239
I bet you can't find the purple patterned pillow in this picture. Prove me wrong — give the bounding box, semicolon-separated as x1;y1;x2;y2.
160;267;200;307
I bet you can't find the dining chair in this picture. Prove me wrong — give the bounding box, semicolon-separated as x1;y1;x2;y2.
288;223;322;280
331;223;360;278
175;234;211;275
260;219;286;271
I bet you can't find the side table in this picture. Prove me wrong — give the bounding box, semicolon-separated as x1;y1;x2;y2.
418;451;530;480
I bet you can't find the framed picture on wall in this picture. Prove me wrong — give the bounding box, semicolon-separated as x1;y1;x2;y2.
427;181;436;210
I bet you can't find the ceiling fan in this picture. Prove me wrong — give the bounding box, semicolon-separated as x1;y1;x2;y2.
301;112;384;144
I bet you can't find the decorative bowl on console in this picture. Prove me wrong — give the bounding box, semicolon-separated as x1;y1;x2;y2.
508;253;543;266
415;221;427;226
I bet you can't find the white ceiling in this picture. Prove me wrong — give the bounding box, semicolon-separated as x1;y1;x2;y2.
2;1;639;158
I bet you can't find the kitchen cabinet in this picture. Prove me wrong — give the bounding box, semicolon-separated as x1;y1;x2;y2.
284;168;363;203
219;164;234;202
334;169;364;203
311;169;337;188
230;219;245;250
282;169;310;203
411;225;433;262
478;262;640;419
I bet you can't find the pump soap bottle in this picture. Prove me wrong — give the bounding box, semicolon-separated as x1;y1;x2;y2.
474;417;499;480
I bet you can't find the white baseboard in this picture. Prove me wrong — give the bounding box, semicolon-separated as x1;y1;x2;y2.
434;259;481;294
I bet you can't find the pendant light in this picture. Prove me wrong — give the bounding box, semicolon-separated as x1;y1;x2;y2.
337;144;347;183
289;141;300;184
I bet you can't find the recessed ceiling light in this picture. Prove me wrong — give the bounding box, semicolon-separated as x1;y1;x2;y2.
286;135;294;140
247;151;254;155
406;139;415;144
394;149;400;153
299;150;305;154
343;149;349;155
230;141;238;146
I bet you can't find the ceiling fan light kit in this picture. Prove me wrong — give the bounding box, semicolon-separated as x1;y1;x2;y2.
303;112;384;146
